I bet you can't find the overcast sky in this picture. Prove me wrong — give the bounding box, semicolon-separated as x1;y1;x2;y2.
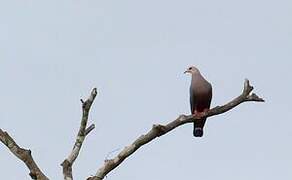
0;0;291;180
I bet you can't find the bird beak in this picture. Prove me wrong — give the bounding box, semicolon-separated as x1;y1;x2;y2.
184;70;191;74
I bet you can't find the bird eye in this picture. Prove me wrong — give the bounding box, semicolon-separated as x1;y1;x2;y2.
188;67;192;70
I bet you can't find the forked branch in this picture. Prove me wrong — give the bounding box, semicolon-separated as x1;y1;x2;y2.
87;79;264;180
0;79;264;180
61;88;98;180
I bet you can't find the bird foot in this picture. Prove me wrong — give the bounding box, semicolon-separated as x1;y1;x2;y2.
194;109;209;118
193;112;204;118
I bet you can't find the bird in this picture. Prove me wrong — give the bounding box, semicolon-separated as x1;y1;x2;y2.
184;66;212;137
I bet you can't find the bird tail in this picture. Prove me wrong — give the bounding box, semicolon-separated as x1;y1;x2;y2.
193;119;206;137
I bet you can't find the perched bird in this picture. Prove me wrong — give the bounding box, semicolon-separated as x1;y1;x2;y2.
185;66;212;137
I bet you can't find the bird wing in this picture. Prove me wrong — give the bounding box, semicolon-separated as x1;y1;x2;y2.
190;80;212;113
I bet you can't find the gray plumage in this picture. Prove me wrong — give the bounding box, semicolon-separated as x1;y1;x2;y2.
185;66;212;137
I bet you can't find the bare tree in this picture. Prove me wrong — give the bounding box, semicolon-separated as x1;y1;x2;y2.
0;79;264;180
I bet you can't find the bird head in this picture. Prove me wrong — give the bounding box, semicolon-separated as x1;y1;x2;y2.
184;66;200;75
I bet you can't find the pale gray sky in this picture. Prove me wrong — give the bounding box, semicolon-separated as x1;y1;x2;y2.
0;0;291;179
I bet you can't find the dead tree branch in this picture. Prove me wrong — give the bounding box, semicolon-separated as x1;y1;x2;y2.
0;129;49;180
87;79;264;180
0;79;263;180
61;88;98;180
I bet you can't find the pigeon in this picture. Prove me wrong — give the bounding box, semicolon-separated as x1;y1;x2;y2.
185;66;212;137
